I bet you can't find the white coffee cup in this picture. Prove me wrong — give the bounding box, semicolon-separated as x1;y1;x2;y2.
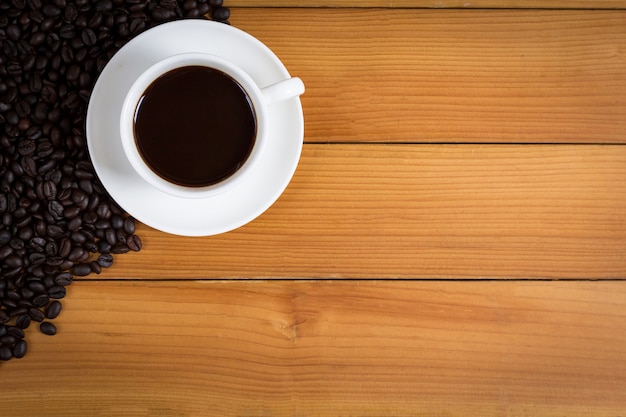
119;52;304;199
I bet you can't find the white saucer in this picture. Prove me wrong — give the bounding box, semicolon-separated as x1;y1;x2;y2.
86;20;304;236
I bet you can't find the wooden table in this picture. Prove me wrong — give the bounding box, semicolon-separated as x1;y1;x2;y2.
4;1;626;415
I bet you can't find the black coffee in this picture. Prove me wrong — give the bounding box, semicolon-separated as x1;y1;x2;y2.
133;66;257;187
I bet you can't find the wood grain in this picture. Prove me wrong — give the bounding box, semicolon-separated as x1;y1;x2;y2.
2;280;625;416
98;144;626;279
230;0;626;7
231;9;626;143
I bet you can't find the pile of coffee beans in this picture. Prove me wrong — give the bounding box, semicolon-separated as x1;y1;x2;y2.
0;0;230;361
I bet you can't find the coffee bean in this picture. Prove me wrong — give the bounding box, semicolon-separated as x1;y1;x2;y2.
42;4;61;17
11;0;26;9
28;281;46;293
7;24;21;41
46;224;65;238
151;7;172;21
0;335;17;345
12;339;27;358
97;253;114;268
59;24;75;39
72;262;91;276
17;139;36;155
127;234;142;252
63;4;78;22
48;286;66;299
45;300;62;319
212;6;230;21
0;345;12;361
123;217;136;234
111;244;130;254
66;64;80;81
15;314;31;329
40;84;57;102
95;0;113;11
90;261;101;274
33;294;50;307
7;326;25;339
5;254;23;268
110;214;124;229
81;28;97;46
104;228;117;246
39;322;56;335
28;307;45;322
54;272;73;286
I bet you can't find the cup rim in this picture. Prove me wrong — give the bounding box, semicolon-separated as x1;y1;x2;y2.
119;52;268;199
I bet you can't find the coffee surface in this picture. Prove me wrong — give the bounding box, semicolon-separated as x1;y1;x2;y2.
133;66;257;187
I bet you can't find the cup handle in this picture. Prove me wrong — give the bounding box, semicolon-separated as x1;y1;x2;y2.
261;77;305;106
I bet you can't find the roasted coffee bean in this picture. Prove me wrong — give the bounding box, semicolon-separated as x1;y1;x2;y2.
17;139;35;155
95;202;111;219
129;17;145;33
42;4;61;17
48;286;66;299
34;102;48;121
64;4;78;21
28;281;46;293
123;217;136;234
111;244;130;254
15;100;30;118
15;314;31;329
72;262;91;276
110;214;124;229
95;0;113;11
42;180;57;200
67;217;82;232
54;272;73;286
66;64;80;81
212;6;230;21
46;224;65;238
81;28;97;46
39;322;56;335
59;24;75;39
97;253;114;268
32;295;49;309
90;261;101;274
127;234;142;252
21;156;37;177
7;326;25;339
45;300;62;319
151;7;172;21
0;334;17;345
0;245;13;260
0;345;12;361
4;254;23;268
40;84;57;102
70;231;87;243
12;339;27;358
104;228;117;246
28;307;45;322
6;24;21;41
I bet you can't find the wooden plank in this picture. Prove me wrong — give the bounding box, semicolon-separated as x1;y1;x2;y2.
230;0;626;8
3;280;626;416
230;9;626;143
99;144;626;279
